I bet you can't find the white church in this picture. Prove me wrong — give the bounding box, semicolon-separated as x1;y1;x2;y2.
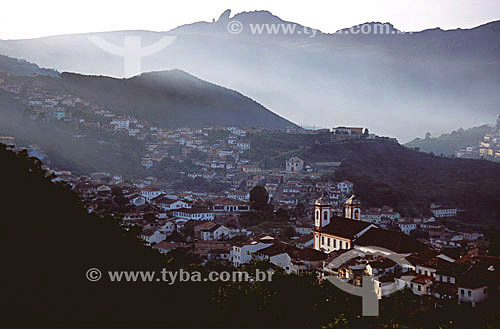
313;194;426;255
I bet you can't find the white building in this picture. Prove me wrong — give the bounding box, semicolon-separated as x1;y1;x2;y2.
337;181;354;194
430;203;457;217
110;119;130;130
231;236;275;267
286;157;304;173
130;195;146;207
201;224;230;241
172;208;215;221
140;187;164;202
212;198;250;213
140;229;166;246
157;221;176;236
152;197;191;211
236;142;251;150
399;222;417;235
458;285;488;307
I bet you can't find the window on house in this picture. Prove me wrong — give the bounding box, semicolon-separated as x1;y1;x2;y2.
483;288;487;294
467;290;471;297
334;239;337;248
327;238;331;247
418;285;421;291
460;289;464;295
321;236;325;245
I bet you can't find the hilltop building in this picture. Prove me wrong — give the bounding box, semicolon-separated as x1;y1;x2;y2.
286;157;304;173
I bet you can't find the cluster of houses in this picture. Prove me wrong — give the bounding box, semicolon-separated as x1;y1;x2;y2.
2;73;497;309
123;189;499;309
53;161;483;264
455;115;500;161
313;196;500;308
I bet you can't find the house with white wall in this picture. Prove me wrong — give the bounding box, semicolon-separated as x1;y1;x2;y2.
172;208;214;221
140;229;166;246
231;236;275;267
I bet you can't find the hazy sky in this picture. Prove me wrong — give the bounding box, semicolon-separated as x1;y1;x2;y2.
1;0;499;39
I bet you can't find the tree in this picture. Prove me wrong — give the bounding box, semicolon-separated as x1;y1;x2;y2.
250;185;269;211
143;213;157;223
488;232;500;257
283;226;296;238
363;128;369;137
275;208;290;221
294;202;306;218
111;186;123;197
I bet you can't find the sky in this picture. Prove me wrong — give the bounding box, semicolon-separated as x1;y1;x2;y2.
1;0;499;39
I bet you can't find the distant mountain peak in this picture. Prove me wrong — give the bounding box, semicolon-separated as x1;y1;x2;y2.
217;9;231;22
231;10;287;24
334;21;403;35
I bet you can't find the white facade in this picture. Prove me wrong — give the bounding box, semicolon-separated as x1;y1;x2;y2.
140;188;164;202
141;231;166;246
130;196;146;207
337;181;354;194
172;209;215;221
231;242;274;267
399;222;417;235
431;208;458;218
158;222;175;236
236;142;250;150
317;235;351;253
201;225;229;241
286;157;304;173
458;286;488;307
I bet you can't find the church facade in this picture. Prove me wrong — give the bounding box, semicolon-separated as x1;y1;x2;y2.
313;195;375;253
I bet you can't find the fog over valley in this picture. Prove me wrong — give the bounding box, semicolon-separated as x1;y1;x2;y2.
1;10;500;141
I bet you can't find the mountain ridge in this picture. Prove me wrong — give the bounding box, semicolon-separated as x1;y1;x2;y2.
55;69;296;129
1;10;500;140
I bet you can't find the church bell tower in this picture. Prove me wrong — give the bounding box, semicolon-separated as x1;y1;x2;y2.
344;195;361;220
314;194;332;230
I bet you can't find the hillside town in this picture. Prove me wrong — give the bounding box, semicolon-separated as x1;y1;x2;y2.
455;115;500;161
62;167;500;307
1;71;499;312
4;130;498;309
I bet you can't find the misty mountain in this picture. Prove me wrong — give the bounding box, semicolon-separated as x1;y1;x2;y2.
405;124;493;156
1;10;500;141
0;54;58;77
51;70;294;128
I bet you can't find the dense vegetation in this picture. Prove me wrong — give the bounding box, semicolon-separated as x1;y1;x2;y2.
246;133;500;227
0;54;58;77
310;140;500;225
